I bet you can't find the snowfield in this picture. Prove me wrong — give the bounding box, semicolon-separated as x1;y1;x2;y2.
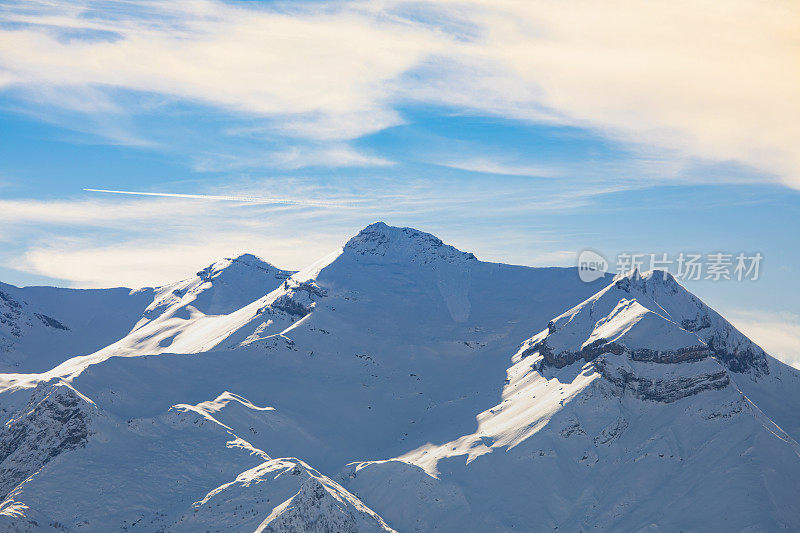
0;222;798;531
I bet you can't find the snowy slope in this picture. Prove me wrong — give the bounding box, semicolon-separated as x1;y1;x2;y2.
141;253;293;320
343;269;800;531
0;379;386;532
0;254;292;374
0;282;154;373
523;269;770;374
170;458;395;532
0;223;798;532
347;377;800;531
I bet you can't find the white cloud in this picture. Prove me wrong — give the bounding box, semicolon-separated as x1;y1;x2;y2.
19;235;332;288
438;157;556;177
0;190;351;286
437;0;800;187
0;176;606;287
726;309;800;370
1;0;797;182
0;0;441;138
194;144;395;172
1;202;352;287
0;197;256;232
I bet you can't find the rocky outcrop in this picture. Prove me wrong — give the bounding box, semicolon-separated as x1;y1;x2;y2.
629;345;710;364
169;458;395;532
0;290;26;338
594;357;731;403
264;280;327;318
0;382;95;498
262;476;373;532
33;313;69;331
0;290;69;342
614;270;769;375
196;253;293;284
523;269;769;379
528;338;710;370
706;332;769;375
532;338;626;369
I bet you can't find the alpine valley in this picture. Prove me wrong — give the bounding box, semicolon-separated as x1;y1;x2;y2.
1;223;798;532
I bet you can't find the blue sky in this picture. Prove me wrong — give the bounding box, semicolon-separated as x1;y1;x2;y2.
0;0;798;364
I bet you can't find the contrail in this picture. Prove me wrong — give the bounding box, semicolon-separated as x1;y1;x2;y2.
83;188;352;208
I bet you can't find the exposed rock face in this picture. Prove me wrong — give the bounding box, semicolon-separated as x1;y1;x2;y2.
529;338;624;369
0;290;26;339
0;289;70;345
611;271;769;375
0;382;95;498
169;458;395;533
681;315;711;332
32;313;69;331
706;333;768;375
524;270;769;378
266;280;327;319
531;339;712;370
629;345;710;364
594;356;731;403
261;477;364;533
196;253;293;285
143;253;295;320
509;269;773;404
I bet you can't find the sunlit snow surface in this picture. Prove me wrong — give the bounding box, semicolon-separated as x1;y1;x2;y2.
0;223;798;531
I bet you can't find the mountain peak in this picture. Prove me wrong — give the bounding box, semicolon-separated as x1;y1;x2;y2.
197;253;292;283
612;267;643;282
343;222;477;264
140;254;295;320
609;269;687;302
527;268;769;375
613;268;676;285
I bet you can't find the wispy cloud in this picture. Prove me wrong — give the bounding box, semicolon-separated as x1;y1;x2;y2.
0;175;604;287
0;197;210;226
1;194;355;287
191;144;395;172
437;157;556;178
458;0;800;187
0;0;797;183
0;0;439;157
18;234;329;288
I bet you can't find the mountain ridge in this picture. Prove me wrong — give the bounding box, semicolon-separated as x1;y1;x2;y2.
0;222;797;531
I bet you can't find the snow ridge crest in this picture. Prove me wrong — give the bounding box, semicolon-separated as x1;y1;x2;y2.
521;268;768;377
343;222;477;265
197;253;293;284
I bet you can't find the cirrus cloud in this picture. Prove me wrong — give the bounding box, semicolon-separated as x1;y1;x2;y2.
0;0;798;185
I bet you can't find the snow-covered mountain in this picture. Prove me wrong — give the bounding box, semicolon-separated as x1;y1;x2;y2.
0;254;293;373
0;281;150;373
0;222;798;531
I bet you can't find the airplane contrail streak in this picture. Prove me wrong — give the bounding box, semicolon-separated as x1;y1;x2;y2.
83;188;353;208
